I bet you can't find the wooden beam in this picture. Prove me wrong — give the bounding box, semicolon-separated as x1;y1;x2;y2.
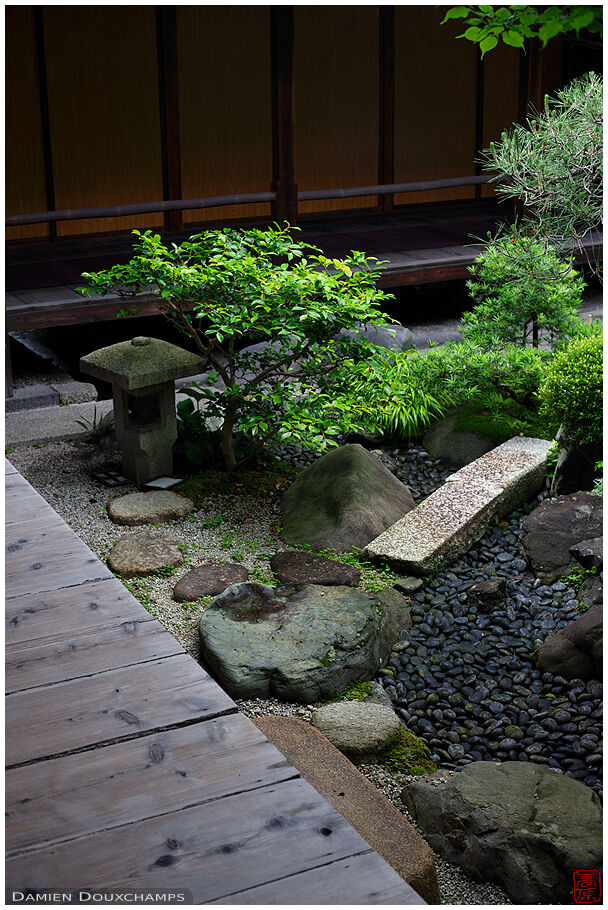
156;6;183;233
378;7;395;214
270;6;297;225
33;7;56;241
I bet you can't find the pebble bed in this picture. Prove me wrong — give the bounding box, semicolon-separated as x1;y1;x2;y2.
9;438;602;904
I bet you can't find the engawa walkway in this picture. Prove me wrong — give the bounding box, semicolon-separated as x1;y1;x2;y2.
4;460;423;904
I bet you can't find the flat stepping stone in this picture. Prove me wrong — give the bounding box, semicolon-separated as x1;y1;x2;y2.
107;530;184;578
364;437;552;576
107;491;194;526
254;716;439;904
270;551;361;586
173;563;249;601
311;701;401;756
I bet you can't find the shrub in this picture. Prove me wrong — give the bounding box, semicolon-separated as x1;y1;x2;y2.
539;331;603;446
81;225;393;470
462;232;586;349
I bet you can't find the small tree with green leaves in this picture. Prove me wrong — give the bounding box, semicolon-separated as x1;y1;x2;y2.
81;225;393;471
461;232;586;349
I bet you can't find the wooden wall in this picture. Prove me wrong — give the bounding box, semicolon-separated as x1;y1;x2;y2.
178;6;272;224
295;6;379;215
6;7;49;241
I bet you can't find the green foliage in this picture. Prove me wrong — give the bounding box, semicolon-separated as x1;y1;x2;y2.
442;6;602;56
592;461;603;497
81;224;394;471
482;73;602;266
463;233;585;349
377;728;437;775
154;564;178;578
539;332;603;446
455;397;558;443
75;407;115;445
342;340;548;440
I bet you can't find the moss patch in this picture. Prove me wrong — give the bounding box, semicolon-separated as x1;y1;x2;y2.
176;462;299;506
455;401;557;443
321;680;373;703
377;728;437;775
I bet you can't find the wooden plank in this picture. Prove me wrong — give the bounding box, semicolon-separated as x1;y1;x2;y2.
5;496;62;526
6;520;113;599
211;850;424;905
6;293;168;331
6;616;183;694
5;777;381;901
6;714;296;854
6;578;149;645
6;654;235;766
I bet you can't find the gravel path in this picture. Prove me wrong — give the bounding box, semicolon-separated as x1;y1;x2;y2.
9;438;601;904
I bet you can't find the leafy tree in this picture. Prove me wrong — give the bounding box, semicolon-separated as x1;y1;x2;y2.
81;226;393;471
441;5;602;57
539;329;603;447
461;232;586;348
481;72;602;269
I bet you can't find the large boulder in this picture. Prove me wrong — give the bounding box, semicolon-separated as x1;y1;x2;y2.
422;411;495;467
402;761;603;904
521;492;603;583
311;701;401;757
281;444;415;551
538;604;603;680
198;582;410;702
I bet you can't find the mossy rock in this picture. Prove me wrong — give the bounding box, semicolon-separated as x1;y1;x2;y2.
378;728;437;775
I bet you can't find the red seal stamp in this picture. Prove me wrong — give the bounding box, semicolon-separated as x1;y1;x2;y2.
573;870;601;904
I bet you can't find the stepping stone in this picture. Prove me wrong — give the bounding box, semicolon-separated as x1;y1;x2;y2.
173;563;249;601
107;490;194;526
311;701;401;757
364;437;552;576
254;716;439;904
108;530;184;578
270;551;361;586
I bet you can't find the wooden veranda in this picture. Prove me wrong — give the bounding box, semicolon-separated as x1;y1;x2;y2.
5;460;423;904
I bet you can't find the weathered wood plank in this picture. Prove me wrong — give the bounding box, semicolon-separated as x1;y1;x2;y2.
6;618;183;693
6;654;235;766
6;578;148;645
5;778;380;901
211;850;425;904
6;714;296;853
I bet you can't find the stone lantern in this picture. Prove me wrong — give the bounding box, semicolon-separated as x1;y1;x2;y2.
80;336;204;485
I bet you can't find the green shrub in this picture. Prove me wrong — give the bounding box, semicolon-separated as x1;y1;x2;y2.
462;232;586;349
539;332;603;445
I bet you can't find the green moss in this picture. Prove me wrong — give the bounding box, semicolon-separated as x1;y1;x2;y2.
321;680;373;703
455;401;557;443
377;728;437;775
298;546;401;595
175;462;299;506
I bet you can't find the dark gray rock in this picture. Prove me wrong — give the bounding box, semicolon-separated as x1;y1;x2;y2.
198;582;410;702
521;493;603;583
402;761;603;904
579;576;603;608
422;411;495;467
570;536;603;571
538;605;602;681
270;551;361;586
173;563;249;600
466;576;507;613
550;436;602;496
107;530;184;578
281;444;415;551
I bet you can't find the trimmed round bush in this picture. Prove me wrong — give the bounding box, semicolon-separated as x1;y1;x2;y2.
539;332;603;445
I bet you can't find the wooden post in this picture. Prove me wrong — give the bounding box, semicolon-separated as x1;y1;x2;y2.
378;6;395;213
33;7;56;242
270;6;297;226
156;6;183;234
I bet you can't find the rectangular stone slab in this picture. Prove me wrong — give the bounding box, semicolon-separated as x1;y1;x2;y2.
364;437;552;576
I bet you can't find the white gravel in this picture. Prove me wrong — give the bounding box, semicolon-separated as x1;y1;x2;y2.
8;440;512;906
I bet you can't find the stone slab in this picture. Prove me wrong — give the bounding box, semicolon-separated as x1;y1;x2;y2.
254;715;440;904
50;379;98;405
364;437;552;576
5;399;115;447
5;383;59;412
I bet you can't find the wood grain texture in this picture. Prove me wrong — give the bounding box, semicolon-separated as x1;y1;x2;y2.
295;6;379;215
6;778;378;900
6;714;295;854
5;6;48;241
481;43;520;199
43;6;163;236
6;654;235;767
211;850;425;904
178;6;272;224
394;8;478;206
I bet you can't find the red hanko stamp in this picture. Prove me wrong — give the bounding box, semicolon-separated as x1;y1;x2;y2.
573;870;601;903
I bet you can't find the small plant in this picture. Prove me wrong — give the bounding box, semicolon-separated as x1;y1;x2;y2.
121;577;154;611
5;447;15;455
75;407;115;446
155;564;178;578
559;564;598;593
539;332;603;447
592;461;603;497
462;232;585;350
322;680;373;704
377;728;437;775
